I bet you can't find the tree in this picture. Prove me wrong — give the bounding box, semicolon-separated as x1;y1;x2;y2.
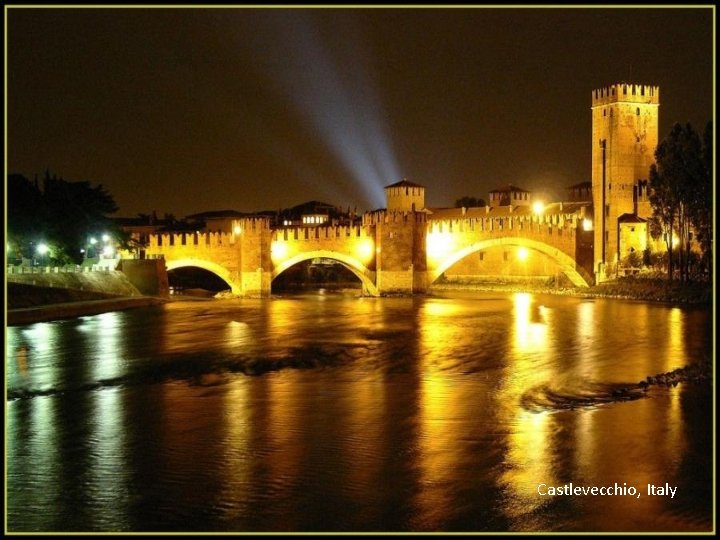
7;174;43;259
454;196;486;208
648;123;706;282
7;171;123;265
688;121;713;279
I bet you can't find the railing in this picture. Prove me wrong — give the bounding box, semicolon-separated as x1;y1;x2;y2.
6;265;114;274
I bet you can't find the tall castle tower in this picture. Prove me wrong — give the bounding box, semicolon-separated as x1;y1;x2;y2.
591;83;659;281
385;179;425;211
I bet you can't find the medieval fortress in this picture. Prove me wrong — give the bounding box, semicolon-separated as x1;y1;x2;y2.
146;82;661;296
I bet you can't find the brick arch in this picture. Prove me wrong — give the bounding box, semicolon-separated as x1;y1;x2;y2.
428;237;591;288
272;250;379;296
165;258;241;294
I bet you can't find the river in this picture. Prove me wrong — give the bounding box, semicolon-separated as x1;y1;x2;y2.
5;291;713;532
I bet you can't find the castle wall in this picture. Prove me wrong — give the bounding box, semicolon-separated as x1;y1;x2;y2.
373;210;428;293
619;222;648;263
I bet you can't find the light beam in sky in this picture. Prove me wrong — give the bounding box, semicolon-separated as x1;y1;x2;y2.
236;11;400;209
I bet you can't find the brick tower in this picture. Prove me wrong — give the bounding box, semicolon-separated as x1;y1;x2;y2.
591;83;659;281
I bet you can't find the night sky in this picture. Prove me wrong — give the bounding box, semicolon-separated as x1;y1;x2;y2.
7;7;714;218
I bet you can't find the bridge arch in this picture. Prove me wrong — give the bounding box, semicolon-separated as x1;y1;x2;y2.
429;237;591;288
165;258;241;294
272;250;379;296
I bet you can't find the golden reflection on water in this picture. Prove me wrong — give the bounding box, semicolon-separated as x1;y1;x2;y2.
576;301;596;379
500;294;558;520
266;299;297;344
414;299;473;529
218;378;253;520
666;308;684;370
265;371;304;518
223;319;255;355
341;376;384;499
512;293;549;357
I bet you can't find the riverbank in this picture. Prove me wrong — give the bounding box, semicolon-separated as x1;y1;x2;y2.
431;276;712;305
7;296;168;326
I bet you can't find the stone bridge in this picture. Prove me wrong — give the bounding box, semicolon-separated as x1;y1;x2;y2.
146;203;594;296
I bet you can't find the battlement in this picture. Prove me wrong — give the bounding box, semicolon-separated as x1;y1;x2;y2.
148;231;239;248
591;83;659;107
426;209;580;236
272;224;373;242
235;216;272;231
363;210;428;225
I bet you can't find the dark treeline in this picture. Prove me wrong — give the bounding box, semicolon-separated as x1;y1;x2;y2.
648;121;713;282
7;171;127;265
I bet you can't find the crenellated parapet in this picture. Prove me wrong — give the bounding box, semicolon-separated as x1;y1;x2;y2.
592;83;659;106
272;223;374;242
363;209;428;225
148;231;238;249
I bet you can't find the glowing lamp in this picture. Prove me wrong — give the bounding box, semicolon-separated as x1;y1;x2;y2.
517;247;529;262
271;241;288;262
36;243;49;255
356;239;374;262
532;201;544;215
583;218;593;231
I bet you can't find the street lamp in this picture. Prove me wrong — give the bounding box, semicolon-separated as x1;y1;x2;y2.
37;243;49;267
87;237;98;261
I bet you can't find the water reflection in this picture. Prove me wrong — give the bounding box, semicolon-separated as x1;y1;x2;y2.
512;292;550;357
217;378;253;523
415;299;466;529
5;292;712;533
88;388;130;529
498;294;558;527
87;312;124;381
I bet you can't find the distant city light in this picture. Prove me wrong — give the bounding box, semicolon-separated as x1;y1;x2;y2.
102;234;110;242
36;243;49;255
90;237;98;245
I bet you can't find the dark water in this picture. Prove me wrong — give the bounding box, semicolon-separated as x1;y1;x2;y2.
6;291;713;532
